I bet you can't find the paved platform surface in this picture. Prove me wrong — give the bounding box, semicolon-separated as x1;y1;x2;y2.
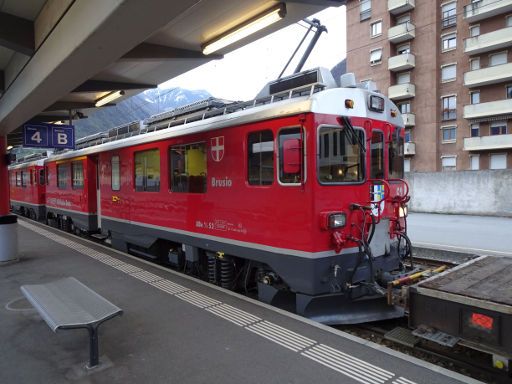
408;213;512;257
0;219;484;384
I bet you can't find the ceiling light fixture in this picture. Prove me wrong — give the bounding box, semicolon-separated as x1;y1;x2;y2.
202;3;286;56
95;90;125;107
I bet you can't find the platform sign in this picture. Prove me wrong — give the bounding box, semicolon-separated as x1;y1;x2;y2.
23;124;75;149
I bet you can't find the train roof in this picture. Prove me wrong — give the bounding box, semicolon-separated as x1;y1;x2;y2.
45;68;404;163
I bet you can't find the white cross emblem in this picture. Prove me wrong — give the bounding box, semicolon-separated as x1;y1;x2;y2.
210;136;225;162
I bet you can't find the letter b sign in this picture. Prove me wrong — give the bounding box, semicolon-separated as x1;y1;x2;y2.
52;126;75;149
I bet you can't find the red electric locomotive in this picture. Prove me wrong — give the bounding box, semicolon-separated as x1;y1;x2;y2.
41;69;410;324
9;156;46;221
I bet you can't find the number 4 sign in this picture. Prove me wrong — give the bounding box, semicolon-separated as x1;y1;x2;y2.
23;124;75;149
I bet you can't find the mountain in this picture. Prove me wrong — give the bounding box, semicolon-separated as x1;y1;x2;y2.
74;87;212;138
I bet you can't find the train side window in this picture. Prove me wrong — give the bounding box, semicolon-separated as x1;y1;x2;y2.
169;143;206;193
389;127;404;179
134;149;160;192
248;130;274;186
16;172;21;186
111;156;120;191
39;169;45;185
21;170;29;187
57;164;69;189
370;131;385;179
278;128;304;184
72;161;84;189
317;125;365;184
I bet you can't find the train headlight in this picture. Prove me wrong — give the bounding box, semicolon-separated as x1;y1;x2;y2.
399;205;408;218
329;213;346;228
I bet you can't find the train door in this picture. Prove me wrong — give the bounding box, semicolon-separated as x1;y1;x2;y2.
96;158;102;229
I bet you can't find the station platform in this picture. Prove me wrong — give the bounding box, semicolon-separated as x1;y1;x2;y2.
0;218;483;384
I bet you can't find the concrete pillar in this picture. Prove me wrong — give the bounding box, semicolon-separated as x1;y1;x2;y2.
0;136;18;263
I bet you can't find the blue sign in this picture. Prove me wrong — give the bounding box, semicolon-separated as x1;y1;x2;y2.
23;124;75;149
23;124;49;147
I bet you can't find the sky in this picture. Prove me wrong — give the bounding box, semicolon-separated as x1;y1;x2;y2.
160;5;347;101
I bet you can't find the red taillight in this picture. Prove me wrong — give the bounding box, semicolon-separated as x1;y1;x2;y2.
471;313;493;330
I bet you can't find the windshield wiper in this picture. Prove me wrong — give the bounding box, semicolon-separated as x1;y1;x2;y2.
341;116;366;153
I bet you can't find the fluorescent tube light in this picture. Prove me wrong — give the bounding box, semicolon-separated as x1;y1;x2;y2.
202;3;286;55
95;90;125;107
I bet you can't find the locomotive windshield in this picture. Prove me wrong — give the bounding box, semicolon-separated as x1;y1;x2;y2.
317;125;365;183
389;127;404;179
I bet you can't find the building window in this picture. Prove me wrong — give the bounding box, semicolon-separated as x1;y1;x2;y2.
370;20;382;37
470;91;480;104
441;64;456;82
57;164;69;189
469;155;479;170
404;158;411;173
507;85;512;99
490;153;507;169
370;48;382;65
490;121;507;135
134;149;160;192
489;51;507;66
170;144;206;193
442;126;457;143
397;43;410;55
72;161;84;189
360;0;371;21
441;33;456;51
248;130;274;186
442;95;456;120
471;123;480;137
396;14;411;25
398;101;411;114
111;156;120;191
506;15;512;27
470;57;480;71
469;25;480;37
397;71;411;84
441;2;457;28
441;156;457;171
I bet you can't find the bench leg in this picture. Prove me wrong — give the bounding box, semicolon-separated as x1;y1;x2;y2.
86;325;99;368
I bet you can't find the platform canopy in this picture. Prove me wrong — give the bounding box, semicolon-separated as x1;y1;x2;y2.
0;0;344;146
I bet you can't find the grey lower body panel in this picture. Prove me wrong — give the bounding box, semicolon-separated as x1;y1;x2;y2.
46;207;98;232
102;217;400;297
11;201;46;222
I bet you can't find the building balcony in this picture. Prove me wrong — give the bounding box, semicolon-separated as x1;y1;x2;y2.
388;0;415;15
464;0;512;22
388;22;415;44
388;83;415;100
464;134;512;151
464;63;512;87
464;26;512;55
388;53;415;72
402;113;415;127
404;142;416;156
463;99;512;119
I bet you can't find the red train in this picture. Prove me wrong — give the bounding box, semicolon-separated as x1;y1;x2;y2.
9;69;411;324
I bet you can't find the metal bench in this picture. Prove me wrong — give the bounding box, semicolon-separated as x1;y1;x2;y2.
21;277;123;368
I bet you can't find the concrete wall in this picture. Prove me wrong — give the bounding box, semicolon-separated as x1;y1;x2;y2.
406;170;512;217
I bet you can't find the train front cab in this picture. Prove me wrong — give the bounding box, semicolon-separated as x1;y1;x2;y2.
9;161;46;221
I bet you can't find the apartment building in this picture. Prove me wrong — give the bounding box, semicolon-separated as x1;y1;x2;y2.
346;0;512;172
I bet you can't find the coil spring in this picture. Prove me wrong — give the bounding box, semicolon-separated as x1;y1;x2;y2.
207;254;217;284
219;258;235;289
